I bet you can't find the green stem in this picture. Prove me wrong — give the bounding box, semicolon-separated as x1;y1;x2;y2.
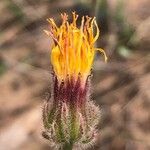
62;142;73;150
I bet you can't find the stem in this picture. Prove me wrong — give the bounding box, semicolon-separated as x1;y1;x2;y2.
62;142;73;150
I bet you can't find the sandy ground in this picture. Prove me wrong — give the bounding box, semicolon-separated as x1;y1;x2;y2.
0;0;150;149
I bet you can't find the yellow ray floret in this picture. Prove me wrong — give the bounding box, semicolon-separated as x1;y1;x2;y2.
45;12;107;81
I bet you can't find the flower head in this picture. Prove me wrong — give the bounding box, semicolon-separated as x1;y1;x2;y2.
43;12;107;150
44;12;107;81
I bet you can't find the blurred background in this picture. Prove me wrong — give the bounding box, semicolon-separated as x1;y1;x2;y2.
0;0;150;150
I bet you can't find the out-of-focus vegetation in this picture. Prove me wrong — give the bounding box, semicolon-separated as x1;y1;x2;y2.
0;0;150;150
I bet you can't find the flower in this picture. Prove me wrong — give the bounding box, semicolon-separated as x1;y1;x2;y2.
44;12;107;82
43;12;107;150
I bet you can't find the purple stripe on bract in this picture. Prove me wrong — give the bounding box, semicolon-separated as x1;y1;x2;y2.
52;73;90;109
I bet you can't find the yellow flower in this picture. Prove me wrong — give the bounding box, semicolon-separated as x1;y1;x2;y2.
45;12;107;81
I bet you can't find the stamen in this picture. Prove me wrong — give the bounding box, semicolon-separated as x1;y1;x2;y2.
44;30;60;47
92;20;99;44
72;11;78;26
61;13;68;24
47;18;58;30
80;16;85;31
95;48;108;62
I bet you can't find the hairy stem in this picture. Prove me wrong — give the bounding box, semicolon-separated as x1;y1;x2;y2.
62;142;73;150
